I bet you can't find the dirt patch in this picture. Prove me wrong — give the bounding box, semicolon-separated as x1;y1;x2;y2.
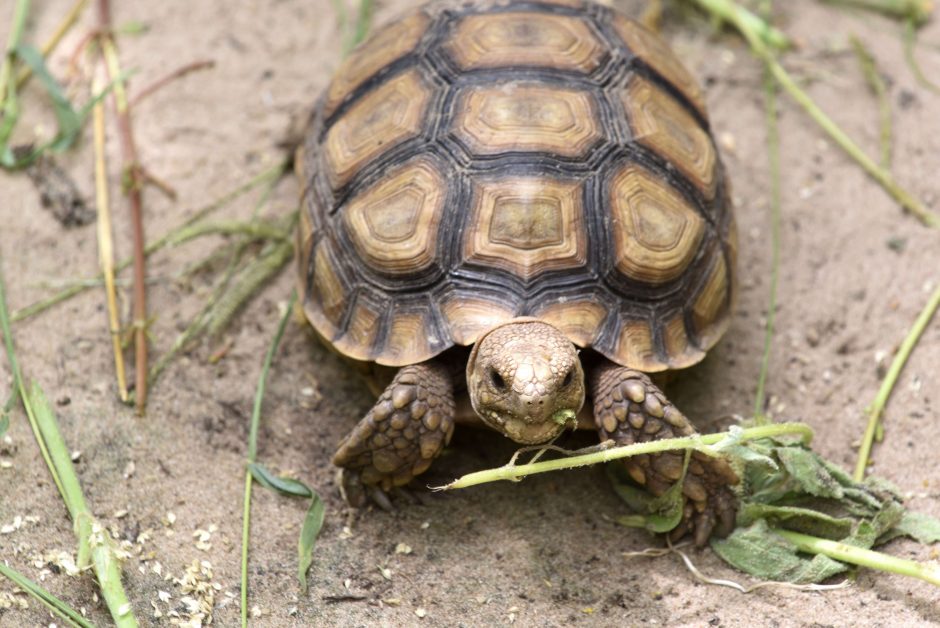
1;0;939;626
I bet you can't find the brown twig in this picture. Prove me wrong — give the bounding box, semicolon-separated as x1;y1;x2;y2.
97;0;148;413
130;59;215;107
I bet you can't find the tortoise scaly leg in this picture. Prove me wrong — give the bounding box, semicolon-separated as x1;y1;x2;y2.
334;360;455;507
592;362;738;546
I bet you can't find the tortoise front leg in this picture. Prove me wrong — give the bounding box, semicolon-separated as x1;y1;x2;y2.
334;360;455;506
591;361;738;545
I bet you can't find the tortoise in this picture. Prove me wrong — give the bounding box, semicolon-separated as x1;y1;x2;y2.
297;0;739;544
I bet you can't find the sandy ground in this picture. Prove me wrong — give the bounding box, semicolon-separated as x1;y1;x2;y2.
1;0;939;626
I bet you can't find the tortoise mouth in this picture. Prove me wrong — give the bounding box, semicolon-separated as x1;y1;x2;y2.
482;410;576;445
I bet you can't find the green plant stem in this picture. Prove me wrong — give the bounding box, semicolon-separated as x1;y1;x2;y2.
854;284;940;481
691;0;938;227
10;159;288;323
903;18;940;95
695;0;791;48
0;563;93;628
442;422;813;490
0;256;138;626
15;0;88;89
0;0;30;106
821;0;932;24
0;252;64;500
776;529;940;586
850;36;892;168
754;34;781;425
241;291;296;627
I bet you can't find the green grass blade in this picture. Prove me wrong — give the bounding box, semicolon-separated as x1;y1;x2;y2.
249;462;313;497
298;491;326;593
854;284;940;480
13;44;81;143
0;563;93;628
242;291;297;626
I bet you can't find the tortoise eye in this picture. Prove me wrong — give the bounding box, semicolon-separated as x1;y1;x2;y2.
561;368;574;388
489;368;507;391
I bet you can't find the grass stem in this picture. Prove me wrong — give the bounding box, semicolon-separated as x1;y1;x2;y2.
854;284;940;480
0;563;93;628
93;67;128;401
241;291;296;627
691;0;938;227
0;256;138;626
10;159;287;323
753;19;781;424
15;0;89;89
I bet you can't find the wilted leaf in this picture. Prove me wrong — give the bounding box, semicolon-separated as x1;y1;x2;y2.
737;502;854;540
776;446;844;500
249;463;313;498
298;490;325;592
710;519;848;583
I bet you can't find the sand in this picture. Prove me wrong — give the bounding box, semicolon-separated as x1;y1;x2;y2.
1;0;939;625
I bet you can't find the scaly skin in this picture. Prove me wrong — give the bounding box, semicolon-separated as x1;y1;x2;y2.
592;362;738;545
333;361;455;501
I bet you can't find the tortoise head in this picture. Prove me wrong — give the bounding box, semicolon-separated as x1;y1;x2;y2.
467;319;584;444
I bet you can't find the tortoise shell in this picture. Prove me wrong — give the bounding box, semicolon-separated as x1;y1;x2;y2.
297;0;737;372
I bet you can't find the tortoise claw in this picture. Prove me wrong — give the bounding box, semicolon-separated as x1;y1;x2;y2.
593;363;739;546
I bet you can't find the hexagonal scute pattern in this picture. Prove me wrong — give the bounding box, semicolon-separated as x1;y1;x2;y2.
299;0;734;369
611;14;707;118
445;12;605;73
453;84;601;158
342;157;446;276
608;163;705;285
323;12;430;119
324;69;432;190
622;77;718;198
462;177;588;281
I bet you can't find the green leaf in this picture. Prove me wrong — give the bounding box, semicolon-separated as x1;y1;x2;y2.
737;502;855;540
248;463;313;498
607;452;688;534
776;446;844;500
879;510;940;545
710;519;848;584
14;45;81;148
0;409;8;437
297;490;325;592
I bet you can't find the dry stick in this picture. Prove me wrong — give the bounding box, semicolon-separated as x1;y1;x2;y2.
14;0;89;89
130;59;215;107
10;160;288;323
691;0;938;227
853;284;940;481
98;0;148;412
850;36;893;169
93;69;128;401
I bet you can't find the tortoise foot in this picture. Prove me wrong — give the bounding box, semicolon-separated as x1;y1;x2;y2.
592;363;738;546
333;360;455;500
